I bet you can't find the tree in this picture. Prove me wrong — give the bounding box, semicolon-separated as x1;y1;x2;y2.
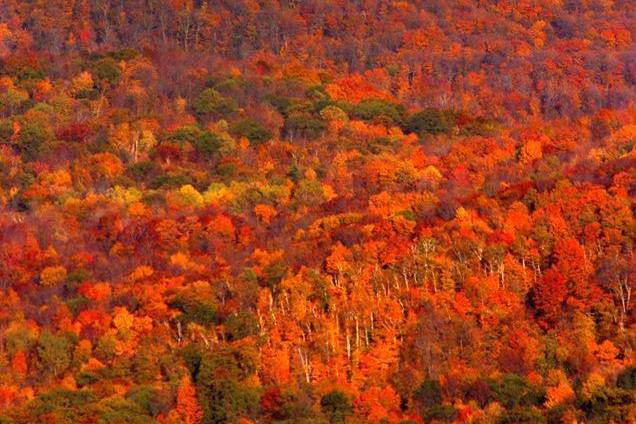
39;266;67;286
320;390;352;423
176;376;203;424
37;330;72;377
194;88;237;118
534;269;567;325
405;109;456;136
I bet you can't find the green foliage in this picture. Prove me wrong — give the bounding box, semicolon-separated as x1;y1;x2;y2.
320;105;349;122
0;415;14;424
5;327;37;356
75;370;100;387
498;407;546;424
488;374;545;409
167;125;222;160
126;385;173;418
459;115;498;136
350;99;404;125
193;345;260;424
365;136;394;154
413;378;458;422
127;160;161;183
265;93;294;115
95;333;118;361
194;88;238;117
149;172;193;189
293;179;326;207
28;389;97;423
17;123;51;161
0;86;29;115
192;131;222;160
616;365;636;390
195;346;258;387
181;343;204;381
108;48;140;61
131;347;161;384
320;390;352;423
579;386;634;424
176;184;204;206
404;108;457;136
98;397;153;424
231;119;273;145
414;379;443;410
284;110;326;140
305;84;331;104
260;262;287;292
423;404;459;423
268;388;315;422
224;312;260;341
37;330;73;377
169;294;217;326
66;297;89;316
93;58;121;85
201;379;259;424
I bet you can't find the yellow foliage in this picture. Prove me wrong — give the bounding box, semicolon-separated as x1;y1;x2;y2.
129;266;154;282
203;183;234;205
40;266;67;286
109;185;143;205
113;307;135;334
170;252;192;270
422;165;443;187
581;373;606;401
455;207;469;221
70;71;94;94
177;184;204;207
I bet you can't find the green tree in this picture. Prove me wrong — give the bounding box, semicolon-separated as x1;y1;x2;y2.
17;123;51;161
404;108;456;136
37;330;73;377
231;119;272;145
320;390;352;423
194;88;237;118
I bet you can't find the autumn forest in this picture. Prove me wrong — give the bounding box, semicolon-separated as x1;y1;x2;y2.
0;1;634;423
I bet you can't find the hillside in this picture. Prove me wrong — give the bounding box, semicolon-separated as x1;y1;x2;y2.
0;1;634;423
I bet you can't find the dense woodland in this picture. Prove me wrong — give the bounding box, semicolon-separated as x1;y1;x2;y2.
0;1;634;423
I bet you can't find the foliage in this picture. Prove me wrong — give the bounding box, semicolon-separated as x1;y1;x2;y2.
320;391;352;423
0;2;633;423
